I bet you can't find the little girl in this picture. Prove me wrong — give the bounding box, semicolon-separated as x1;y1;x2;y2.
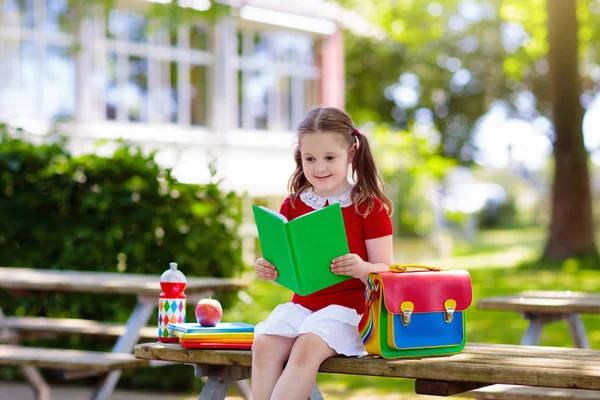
252;107;394;400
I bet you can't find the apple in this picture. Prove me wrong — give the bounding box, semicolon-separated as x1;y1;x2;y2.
195;297;223;327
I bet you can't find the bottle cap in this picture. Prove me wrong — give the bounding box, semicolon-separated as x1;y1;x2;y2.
160;262;187;283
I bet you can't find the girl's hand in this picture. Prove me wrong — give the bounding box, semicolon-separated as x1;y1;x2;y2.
330;254;366;279
254;257;278;281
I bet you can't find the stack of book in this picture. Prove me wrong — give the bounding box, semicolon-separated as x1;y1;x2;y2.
167;322;255;349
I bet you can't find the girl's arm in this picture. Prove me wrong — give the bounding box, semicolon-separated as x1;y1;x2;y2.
363;234;394;278
331;234;393;282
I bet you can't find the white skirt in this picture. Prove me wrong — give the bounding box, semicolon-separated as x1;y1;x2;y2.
253;302;368;357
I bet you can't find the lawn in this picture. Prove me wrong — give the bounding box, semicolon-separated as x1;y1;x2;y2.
225;227;600;399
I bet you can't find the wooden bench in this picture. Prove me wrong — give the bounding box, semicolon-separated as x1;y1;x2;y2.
477;290;600;348
0;344;148;371
0;316;163;381
0;343;149;400
0;266;249;400
3;316;157;341
472;291;600;399
134;342;600;400
461;384;600;399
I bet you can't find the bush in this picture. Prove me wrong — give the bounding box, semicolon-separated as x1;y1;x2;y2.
0;123;244;390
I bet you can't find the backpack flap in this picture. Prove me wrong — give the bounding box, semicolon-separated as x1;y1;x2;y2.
378;266;472;350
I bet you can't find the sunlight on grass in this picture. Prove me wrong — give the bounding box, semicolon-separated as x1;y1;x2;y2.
419;245;538;270
226;227;600;398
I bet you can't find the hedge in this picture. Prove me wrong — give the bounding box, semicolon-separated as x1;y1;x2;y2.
0;123;245;391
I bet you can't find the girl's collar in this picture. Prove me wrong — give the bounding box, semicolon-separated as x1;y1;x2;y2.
299;187;354;210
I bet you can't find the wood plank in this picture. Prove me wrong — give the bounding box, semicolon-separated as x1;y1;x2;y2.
406;352;600;371
462;384;600;399
477;291;600;314
464;343;600;361
3;317;157;340
133;342;600;370
415;379;489;396
0;344;149;371
133;342;600;391
519;291;600;300
0;267;246;296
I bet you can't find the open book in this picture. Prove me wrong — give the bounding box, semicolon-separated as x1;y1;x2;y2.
252;202;350;296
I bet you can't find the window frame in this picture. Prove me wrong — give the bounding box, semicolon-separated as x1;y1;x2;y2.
0;0;76;120
235;28;320;132
93;7;213;126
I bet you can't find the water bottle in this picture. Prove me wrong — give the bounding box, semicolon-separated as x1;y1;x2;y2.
158;262;187;342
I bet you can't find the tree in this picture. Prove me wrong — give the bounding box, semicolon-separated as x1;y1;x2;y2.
340;0;600;264
542;0;598;261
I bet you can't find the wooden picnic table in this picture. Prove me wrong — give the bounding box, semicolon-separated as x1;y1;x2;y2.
0;266;247;400
0;267;243;296
477;290;600;348
133;341;600;399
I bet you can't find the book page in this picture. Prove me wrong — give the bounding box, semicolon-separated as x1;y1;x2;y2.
252;205;299;293
287;203;350;295
257;206;288;223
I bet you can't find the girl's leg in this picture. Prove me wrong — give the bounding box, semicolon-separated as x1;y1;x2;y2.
251;334;296;400
270;333;336;400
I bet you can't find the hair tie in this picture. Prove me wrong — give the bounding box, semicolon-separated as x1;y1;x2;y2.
353;129;359;137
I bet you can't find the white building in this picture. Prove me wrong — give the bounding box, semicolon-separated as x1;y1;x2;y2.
0;0;381;197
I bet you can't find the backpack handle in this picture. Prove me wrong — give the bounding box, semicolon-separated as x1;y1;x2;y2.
389;264;444;273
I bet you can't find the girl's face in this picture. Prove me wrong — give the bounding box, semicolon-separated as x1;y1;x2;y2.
299;132;355;197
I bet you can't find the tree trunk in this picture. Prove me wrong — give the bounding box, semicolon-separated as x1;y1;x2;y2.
542;0;598;261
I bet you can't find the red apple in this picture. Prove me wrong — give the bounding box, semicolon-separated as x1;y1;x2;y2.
195;298;223;327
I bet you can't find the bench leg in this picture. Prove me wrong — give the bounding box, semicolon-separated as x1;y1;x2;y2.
195;365;251;400
567;314;590;349
22;365;51;400
194;364;322;400
309;383;324;400
113;297;156;353
522;313;591;349
200;370;234;400
90;298;155;400
520;317;544;345
2;308;51;400
91;370;122;400
234;380;252;400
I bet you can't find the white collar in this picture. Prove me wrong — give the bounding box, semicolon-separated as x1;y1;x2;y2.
299;187;354;210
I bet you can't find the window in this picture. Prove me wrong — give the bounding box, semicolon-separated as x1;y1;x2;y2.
0;0;76;120
102;10;149;122
98;9;211;126
237;30;319;131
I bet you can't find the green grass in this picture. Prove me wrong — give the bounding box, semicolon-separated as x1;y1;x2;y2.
224;227;600;399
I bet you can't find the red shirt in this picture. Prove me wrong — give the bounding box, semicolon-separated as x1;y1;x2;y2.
279;195;393;314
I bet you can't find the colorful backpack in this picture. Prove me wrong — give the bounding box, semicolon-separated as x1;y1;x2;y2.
359;265;472;358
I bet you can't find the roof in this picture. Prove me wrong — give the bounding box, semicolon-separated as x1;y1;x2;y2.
219;0;386;39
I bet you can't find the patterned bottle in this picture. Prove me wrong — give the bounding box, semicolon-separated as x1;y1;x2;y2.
158;262;187;342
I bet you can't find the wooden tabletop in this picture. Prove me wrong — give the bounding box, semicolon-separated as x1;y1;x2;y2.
0;267;246;297
134;342;600;392
477;290;600;314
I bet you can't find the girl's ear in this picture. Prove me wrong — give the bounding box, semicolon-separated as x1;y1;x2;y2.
348;146;357;164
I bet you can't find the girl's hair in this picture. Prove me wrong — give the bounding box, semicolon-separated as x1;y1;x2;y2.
288;107;394;216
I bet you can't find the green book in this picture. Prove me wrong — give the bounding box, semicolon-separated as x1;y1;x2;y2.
252;202;350;296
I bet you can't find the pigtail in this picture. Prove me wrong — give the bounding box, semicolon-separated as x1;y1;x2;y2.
351;132;394;217
288;145;310;208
